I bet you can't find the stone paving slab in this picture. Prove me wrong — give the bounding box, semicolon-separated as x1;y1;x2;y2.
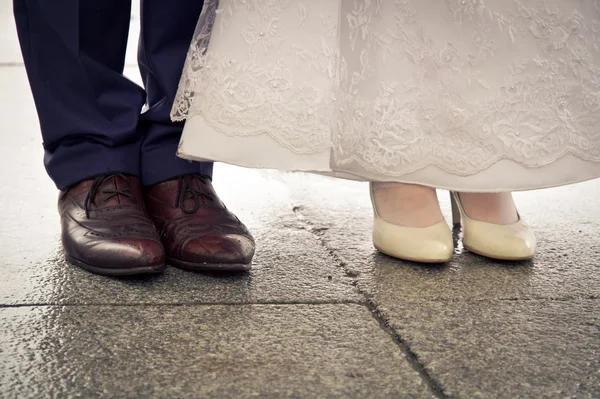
0;304;434;399
383;299;600;398
283;173;600;302
280;174;600;397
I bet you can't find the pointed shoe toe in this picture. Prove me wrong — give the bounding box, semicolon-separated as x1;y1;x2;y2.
373;217;453;263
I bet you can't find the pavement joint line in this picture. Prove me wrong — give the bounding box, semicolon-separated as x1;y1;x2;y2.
292;205;453;399
384;296;600;303
0;299;366;309
3;297;597;309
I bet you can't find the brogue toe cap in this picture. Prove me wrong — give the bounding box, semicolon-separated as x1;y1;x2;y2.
176;233;255;265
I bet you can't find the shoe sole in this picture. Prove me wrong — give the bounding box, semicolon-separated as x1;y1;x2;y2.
374;245;452;264
66;255;166;277
464;245;534;261
167;257;252;273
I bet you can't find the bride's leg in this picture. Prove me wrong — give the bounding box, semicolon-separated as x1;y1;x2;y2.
457;192;518;225
370;182;453;263
452;192;536;260
371;183;444;227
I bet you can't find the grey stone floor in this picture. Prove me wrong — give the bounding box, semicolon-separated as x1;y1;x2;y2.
1;2;599;398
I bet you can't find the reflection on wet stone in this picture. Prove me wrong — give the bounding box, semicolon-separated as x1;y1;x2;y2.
0;305;432;398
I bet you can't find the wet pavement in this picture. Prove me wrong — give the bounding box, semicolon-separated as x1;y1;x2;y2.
1;2;600;398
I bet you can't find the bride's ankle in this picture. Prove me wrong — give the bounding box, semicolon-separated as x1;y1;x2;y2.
371;183;444;228
458;192;519;225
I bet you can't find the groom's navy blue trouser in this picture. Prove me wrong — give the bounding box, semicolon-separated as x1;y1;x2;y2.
13;0;213;190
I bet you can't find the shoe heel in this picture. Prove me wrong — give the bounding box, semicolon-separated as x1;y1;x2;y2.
450;192;461;226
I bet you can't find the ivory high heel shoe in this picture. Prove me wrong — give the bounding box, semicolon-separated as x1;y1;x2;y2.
450;192;536;260
371;183;453;263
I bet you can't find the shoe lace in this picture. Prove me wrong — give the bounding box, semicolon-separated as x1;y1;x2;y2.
175;175;216;214
84;173;135;218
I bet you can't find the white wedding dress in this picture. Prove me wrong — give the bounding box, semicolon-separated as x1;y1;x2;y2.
172;0;600;192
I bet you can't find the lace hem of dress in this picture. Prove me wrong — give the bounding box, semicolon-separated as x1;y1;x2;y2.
171;0;600;177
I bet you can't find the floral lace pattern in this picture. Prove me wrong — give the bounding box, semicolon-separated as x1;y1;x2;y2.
172;0;600;177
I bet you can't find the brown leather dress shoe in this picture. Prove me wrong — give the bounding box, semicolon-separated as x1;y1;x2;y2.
59;173;166;276
145;174;255;272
